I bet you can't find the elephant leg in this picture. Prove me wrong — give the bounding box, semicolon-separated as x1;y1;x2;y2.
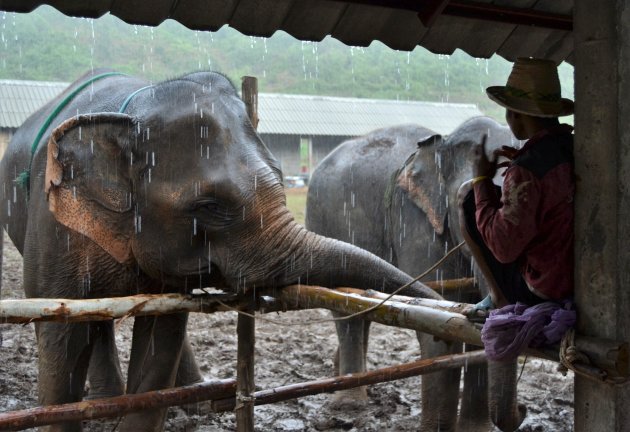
35;321;92;432
457;344;491;431
120;313;188;432
332;313;370;403
417;332;460;432
488;359;527;432
175;334;212;415
85;321;125;399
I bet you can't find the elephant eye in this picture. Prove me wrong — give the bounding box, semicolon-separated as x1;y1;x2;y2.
192;199;242;229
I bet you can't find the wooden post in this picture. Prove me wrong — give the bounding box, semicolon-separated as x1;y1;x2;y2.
241;76;259;130
574;1;630;430
236;75;258;432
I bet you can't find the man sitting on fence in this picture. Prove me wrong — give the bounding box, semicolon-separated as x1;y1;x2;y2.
459;57;576;357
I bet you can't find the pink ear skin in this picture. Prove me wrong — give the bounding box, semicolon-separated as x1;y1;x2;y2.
396;135;447;235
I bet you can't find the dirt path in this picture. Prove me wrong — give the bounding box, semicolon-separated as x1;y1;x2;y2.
0;235;574;431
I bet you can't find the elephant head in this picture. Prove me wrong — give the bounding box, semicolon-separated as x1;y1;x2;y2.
394;116;514;256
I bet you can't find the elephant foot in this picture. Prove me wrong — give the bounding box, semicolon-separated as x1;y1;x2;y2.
491;402;527;432
179;400;214;416
315;389;369;431
455;417;492;432
329;387;369;410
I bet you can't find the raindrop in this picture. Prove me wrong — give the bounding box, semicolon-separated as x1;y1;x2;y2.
6;199;10;217
193;218;197;235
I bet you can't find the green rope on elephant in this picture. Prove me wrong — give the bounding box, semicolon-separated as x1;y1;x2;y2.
16;71;126;196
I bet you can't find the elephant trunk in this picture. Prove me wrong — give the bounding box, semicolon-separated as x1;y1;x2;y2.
242;208;442;300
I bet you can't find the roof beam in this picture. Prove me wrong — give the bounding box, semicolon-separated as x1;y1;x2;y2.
336;0;573;31
417;0;450;28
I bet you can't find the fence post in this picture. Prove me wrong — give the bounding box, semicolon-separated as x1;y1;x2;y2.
236;75;258;431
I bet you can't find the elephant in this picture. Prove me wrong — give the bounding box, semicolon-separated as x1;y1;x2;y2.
0;69;453;432
305;117;526;431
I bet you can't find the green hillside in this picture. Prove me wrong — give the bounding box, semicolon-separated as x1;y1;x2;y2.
0;6;573;121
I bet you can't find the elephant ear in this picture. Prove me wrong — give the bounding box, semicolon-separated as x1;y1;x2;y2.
45;113;136;264
395;134;448;235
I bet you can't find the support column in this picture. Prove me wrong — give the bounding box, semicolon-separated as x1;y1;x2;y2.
574;1;630;431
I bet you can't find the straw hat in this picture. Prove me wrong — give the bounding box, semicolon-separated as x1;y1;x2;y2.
486;57;574;117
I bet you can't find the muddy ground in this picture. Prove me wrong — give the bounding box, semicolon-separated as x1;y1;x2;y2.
0;234;574;431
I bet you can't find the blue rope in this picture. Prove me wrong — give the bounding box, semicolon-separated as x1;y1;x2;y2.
118;85;152;113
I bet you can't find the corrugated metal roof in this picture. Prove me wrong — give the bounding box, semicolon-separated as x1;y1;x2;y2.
258;93;482;136
0;1;574;63
0;80;68;128
0;80;482;136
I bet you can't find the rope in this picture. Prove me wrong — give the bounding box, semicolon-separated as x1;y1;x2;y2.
214;241;466;327
558;328;628;385
118;85;153;113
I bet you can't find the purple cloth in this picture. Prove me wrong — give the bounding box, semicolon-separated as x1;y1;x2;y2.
481;301;576;361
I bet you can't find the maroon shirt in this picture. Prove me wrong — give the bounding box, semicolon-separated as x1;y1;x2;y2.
473;124;574;301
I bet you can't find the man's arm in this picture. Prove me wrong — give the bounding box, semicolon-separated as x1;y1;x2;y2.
473;167;540;263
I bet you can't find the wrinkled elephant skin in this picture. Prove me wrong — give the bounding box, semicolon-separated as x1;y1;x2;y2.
306;118;523;431
0;70;450;432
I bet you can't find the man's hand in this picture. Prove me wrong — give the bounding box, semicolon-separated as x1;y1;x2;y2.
472;135;497;178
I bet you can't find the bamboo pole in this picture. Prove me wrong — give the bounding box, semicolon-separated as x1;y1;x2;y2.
277;284;483;346
212;350;487;412
0;293;241;324
0;379;236;431
423;277;476;294
0;278;471;324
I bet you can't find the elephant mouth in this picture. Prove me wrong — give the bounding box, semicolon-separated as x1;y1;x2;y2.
153;262;228;291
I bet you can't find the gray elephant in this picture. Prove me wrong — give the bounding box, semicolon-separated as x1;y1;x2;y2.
306;117;526;431
0;70;452;432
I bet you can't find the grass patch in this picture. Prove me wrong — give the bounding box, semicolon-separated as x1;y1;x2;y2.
285;187;308;225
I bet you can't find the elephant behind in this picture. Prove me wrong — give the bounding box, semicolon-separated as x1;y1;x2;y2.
306;117;526;431
0;70;454;432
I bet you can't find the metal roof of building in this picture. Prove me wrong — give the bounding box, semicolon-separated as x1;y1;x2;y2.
0;1;574;63
0;80;482;136
0;80;68;128
258;93;482;136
